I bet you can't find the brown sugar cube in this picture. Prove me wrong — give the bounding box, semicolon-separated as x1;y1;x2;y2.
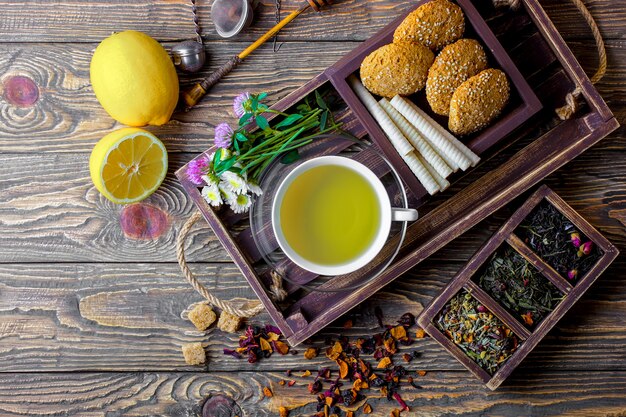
188;303;217;331
217;311;243;333
181;342;206;365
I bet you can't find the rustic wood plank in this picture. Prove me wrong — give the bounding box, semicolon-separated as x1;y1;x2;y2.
0;39;622;153
2;130;624;263
0;41;355;153
1;370;626;416
0;259;625;372
0;0;623;43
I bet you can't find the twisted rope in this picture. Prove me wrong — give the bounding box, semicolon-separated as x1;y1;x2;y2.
496;0;606;120
178;211;266;318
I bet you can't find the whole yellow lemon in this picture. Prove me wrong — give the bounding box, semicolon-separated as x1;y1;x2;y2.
90;30;179;126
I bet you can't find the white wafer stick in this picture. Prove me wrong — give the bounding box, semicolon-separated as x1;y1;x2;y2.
392;96;481;167
348;76;413;156
379;98;453;179
390;96;473;170
416;152;450;191
403;152;440;195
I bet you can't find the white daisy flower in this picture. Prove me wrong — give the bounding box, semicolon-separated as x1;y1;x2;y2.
201;174;219;187
201;184;223;207
228;192;253;214
247;181;263;196
220;171;248;194
219;183;236;202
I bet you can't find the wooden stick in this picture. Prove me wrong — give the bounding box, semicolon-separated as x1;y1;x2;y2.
181;0;331;110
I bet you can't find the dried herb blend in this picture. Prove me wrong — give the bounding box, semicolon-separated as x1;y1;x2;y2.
435;291;520;374
477;245;563;329
224;311;426;415
516;200;603;283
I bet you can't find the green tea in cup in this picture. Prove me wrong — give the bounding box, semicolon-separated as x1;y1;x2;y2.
272;156;418;275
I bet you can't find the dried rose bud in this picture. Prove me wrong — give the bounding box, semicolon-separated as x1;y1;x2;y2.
567;269;578;280
578;241;593;256
570;232;582;248
477;305;487;313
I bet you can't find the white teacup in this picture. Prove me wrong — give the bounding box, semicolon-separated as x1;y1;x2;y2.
272;155;418;276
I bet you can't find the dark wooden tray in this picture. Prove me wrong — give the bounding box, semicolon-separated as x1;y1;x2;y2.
330;0;542;201
176;0;619;346
417;185;619;390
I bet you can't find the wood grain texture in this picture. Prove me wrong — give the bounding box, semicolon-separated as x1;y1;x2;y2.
1;370;626;416
0;0;623;43
1;259;625;372
0;41;354;153
2;136;625;263
0;39;623;153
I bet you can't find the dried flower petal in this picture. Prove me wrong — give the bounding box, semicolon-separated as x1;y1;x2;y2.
259;337;272;352
263;386;273;397
377;357;392;369
415;328;426;338
521;312;534;326
417;370;427;376
391;408;400;417
337;359;349;379
393;392;409;411
273;340;290;355
288;380;296;387
363;403;373;414
390;326;407;340
567;269;578;280
579;241;594;256
278;380;286;386
279;406;289;417
301;370;311;377
397;312;415;327
304;347;318;360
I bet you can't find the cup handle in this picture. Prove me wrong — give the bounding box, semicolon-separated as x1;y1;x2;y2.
391;207;419;222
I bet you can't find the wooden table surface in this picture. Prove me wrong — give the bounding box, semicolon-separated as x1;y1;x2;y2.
0;0;625;416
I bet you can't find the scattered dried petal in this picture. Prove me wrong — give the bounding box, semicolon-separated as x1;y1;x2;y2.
279;406;289;417
301;370;311;377
397;312;415;327
263;386;273;397
391;409;401;417
337;359;349;379
402;353;412;363
288;380;296;387
390;325;407;340
279;380;286;386
363;403;373;414
521;312;534;326
304;347;319;360
417;370;427;376
259;337;272;352
273;340;290;355
393;392;409;411
377;357;392;369
346;412;355;417
415;328;426;339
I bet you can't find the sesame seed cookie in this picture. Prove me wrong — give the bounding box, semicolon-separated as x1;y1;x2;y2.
426;39;488;116
393;0;465;51
449;69;510;135
360;42;435;98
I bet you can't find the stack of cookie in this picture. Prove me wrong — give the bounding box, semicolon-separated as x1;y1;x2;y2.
360;0;510;136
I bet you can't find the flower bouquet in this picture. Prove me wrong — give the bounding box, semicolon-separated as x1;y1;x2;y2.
186;91;342;213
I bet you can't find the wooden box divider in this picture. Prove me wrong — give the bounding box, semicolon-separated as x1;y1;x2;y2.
176;0;619;346
417;185;619;390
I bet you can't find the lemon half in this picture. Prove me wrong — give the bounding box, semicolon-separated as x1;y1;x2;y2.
90;30;179;126
90;128;168;204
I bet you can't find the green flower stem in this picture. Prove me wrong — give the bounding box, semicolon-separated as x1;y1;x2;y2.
236;110;322;161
